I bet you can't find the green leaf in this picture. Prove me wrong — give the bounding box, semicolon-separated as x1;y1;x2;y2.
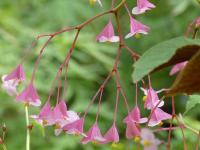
185;95;200;115
132;36;200;83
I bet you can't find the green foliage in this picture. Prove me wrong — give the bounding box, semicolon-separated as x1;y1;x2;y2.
0;0;199;150
132;36;200;83
185;95;200;115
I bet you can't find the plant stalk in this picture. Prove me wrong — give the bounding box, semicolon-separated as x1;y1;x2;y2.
25;106;30;150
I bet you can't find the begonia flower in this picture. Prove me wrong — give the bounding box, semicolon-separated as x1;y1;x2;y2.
16;83;41;106
132;0;155;15
96;19;119;42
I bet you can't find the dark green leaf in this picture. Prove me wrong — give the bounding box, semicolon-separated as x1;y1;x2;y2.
132;36;200;83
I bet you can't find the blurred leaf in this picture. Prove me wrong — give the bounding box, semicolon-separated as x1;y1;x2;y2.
185;95;200;115
132;36;200;83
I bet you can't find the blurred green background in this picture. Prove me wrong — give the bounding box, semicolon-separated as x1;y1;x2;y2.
0;0;200;150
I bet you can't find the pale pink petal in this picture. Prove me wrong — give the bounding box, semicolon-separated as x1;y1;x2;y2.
125;121;140;139
145;88;164;109
132;0;155;15
4;64;25;82
125;17;150;39
16;83;41;106
97;0;102;7
169;61;188;76
31;101;54;126
148;108;171;127
103;123;119;144
109;36;120;42
96;20;118;43
125;33;135;39
2;75;18;96
63;118;85;136
141;128;161;150
81;123;105;144
58;100;68;117
124;106;147;124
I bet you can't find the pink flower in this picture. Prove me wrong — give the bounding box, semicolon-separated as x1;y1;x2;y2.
169;61;188;76
124;106;147;124
63;118;85;136
141;88;164;110
16;83;41;106
125;17;150;39
148;108;171;127
31;100;54;126
2;76;18;96
4;64;25;82
103;123;119;144
52;100;80;135
140;128;161;150
81;123;105;144
2;64;25;96
96;20;119;43
124;116;140;139
55;110;80;136
52;100;68;123
132;0;155;15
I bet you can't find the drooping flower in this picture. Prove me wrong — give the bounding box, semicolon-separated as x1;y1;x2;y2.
52;100;80;136
16;83;41;106
81;123;105;144
125;17;150;39
52;100;68;123
55;110;80;136
132;0;155;15
96;19;119;43
63;118;85;136
124;116;140;139
89;0;102;7
2;76;18;96
2;64;25;96
140;128;161;150
31;100;54;126
124;106;147;124
169;61;188;76
148;108;171;127
103;123;119;144
141;87;164;110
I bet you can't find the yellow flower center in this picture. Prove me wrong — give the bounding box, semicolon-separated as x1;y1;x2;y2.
158;121;163;126
89;0;96;5
133;136;141;143
42;120;48;126
55;124;61;129
74;133;80;136
92;140;99;145
134;33;141;39
143;140;152;147
111;142;118;148
143;96;147;102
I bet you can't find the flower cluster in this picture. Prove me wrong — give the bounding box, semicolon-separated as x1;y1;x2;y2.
1;0;194;150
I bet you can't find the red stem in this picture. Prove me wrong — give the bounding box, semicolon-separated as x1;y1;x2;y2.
175;116;188;150
47;30;80;103
31;36;53;83
113;86;120;123
196;131;200;150
95;89;104;123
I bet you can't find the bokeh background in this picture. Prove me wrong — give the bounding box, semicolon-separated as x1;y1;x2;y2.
0;0;200;150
